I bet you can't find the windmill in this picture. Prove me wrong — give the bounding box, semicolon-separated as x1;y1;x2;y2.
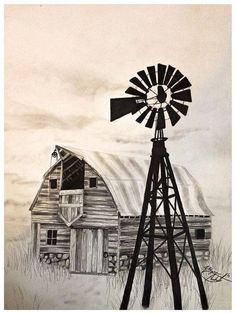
110;64;208;310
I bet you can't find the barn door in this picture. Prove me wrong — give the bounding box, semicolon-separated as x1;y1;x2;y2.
70;228;108;274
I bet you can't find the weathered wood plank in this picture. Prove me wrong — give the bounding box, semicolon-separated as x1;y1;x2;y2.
31;223;40;258
32;211;58;216
84;202;116;208
74;217;118;224
59;204;81;208
60;189;83;195
81;230;87;273
36;199;59;204
84;195;113;201
40;246;70;254
108;235;118;242
97;229;103;273
31;216;62;224
92;229;98;273
84;190;110;196
40;223;69;229
86;229;93;273
103;229;109;273
40;188;59;194
76;229;82;272
70;229;77;272
35;204;59;210
83;214;118;220
83;206;117;213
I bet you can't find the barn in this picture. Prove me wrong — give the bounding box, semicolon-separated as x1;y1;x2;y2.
29;145;212;275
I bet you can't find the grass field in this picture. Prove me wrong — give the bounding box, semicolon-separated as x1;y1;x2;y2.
4;232;231;310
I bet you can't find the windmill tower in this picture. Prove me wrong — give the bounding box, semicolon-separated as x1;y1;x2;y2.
110;64;208;310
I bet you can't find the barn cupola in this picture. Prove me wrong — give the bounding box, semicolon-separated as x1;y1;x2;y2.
55;146;85;227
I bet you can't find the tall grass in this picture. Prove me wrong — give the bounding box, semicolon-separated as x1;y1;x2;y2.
5;233;231;310
106;242;232;310
5;234;70;282
5;234;70;309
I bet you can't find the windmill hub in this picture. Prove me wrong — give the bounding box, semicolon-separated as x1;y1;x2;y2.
146;84;171;109
156;85;167;103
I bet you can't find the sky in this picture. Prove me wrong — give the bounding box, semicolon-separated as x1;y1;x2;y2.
4;5;231;236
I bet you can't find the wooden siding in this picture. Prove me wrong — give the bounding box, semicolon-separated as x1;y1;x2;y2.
39;224;70;254
31;223;40;257
32;163;62;214
31;156;119;259
120;216;211;255
31;161;119;229
71;163;118;229
108;228;119;255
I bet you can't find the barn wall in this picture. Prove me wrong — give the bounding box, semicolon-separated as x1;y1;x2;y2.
72;163;118;229
76;163;119;274
31;161;118;227
119;216;211;270
31;157;119;273
31;162;63;225
39;224;71;253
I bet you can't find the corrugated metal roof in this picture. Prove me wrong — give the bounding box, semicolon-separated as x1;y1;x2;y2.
57;146;212;217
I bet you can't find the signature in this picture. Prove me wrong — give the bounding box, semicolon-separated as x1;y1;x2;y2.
201;265;231;283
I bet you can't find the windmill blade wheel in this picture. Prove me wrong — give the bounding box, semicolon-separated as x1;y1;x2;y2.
110;63;192;130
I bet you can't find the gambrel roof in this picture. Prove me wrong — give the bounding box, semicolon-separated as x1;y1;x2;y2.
56;145;212;217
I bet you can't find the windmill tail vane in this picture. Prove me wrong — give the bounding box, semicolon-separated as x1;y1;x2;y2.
110;63;208;310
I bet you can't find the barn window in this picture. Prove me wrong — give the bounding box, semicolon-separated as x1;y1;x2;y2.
50;179;57;189
47;230;57;245
195;229;205;239
89;177;97;188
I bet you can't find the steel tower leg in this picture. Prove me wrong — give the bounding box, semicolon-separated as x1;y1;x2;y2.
165;156;208;310
142;154;159;308
160;158;182;309
120;155;155;310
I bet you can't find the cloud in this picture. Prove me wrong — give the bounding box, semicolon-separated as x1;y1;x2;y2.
5;199;30;209
5;112;100;131
110;127;208;144
5;173;38;186
170;127;209;141
64;71;125;98
112;136;148;145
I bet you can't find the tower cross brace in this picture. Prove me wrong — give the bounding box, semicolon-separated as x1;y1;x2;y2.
120;130;208;310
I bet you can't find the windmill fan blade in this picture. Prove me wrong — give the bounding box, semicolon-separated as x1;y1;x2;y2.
163;65;175;86
157;63;167;85
136;107;151;123
166;105;181;126
137;70;152;88
171;77;192;93
147;66;157;86
132;103;146;114
172;89;192;102
125;86;147;98
130;77;148;92
156;107;166;130
167;70;183;88
170;100;189;116
110;97;140;121
145;108;157;128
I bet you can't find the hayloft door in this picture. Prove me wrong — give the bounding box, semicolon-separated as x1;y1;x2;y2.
70;228;108;274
